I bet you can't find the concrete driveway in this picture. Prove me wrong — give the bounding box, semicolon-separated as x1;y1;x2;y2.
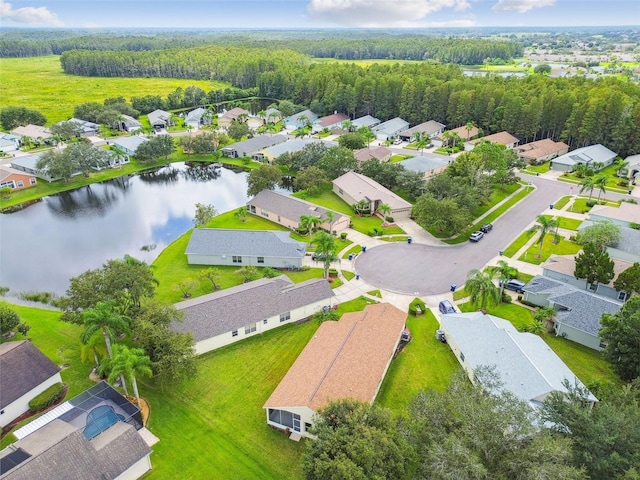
354;175;632;295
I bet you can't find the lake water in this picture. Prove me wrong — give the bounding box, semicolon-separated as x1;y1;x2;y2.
0;163;251;296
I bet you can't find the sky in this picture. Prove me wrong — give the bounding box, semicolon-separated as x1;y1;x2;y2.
0;0;637;29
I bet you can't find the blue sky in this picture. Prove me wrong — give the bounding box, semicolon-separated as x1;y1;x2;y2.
0;0;637;29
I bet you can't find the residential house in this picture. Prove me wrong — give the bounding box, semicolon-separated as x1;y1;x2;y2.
184;107;211;129
371;117;409;142
3;381;153;480
579;218;640;263
172;276;334;355
0;166;37;191
514;138;570;164
147;109;171;130
351;115;380;130
263;107;282;124
353;146;392;164
258;138;333;163
283;110;318;130
623;154;640;182
550;144;617;172
312;112;349;132
542;254;631;302
0;133;21;152
439;312;597;411
464;131;519;151
333;171;413;219
588;202;640;228
119;114;142;133
398;154;449;179
522;275;622;350
67;118;100;137
448;124;479;141
220;135;287;160
398;120;445;142
218;107;250;130
112;136;148;157
247;189;350;233
185;228;307;268
10;152;73;182
10;125;52;142
264;303;406;439
0;341;62;428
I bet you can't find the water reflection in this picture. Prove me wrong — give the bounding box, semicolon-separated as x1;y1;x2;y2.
0;163;251;295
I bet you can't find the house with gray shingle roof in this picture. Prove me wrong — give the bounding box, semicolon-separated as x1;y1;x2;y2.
247;189;350;233
10;152;81;182
258;138;333;163
184;107;211;129
112;135;148;156
372;117;409;141
0;341;62;429
398;153;449;179
147;109;171;130
550;144;617;172
67;118;100;137
588;202;640;229
119;114;142;133
439;312;597;412
1;381;153;480
283;110;319;130
522;275;622;350
172;275;334;354
10;125;52;141
351;115;380;129
579;219;640;263
398;120;445;142
185;228;307;268
353;146;391;164
0;133;21;152
220;135;287;159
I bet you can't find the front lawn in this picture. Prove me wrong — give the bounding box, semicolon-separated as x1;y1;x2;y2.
376;309;460;412
518;235;582;265
540;214;583;231
502;230;536;257
553;196;571;210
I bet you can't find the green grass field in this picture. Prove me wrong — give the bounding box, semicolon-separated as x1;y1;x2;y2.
502;230;536;257
518;235;582;265
540;214;583;231
0;56;225;124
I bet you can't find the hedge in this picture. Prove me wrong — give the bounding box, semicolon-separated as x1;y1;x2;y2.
409;298;426;316
29;382;65;412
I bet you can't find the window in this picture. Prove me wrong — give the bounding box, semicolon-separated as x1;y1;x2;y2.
280;311;291;323
599;342;608;349
0;181;15;189
16;181;23;187
257;257;265;264
232;330;238;337
261;209;269;217
245;323;257;335
29;178;36;185
460;352;465;362
249;205;256;213
268;409;300;431
305;423;312;432
232;256;242;264
263;318;268;325
338;188;343;194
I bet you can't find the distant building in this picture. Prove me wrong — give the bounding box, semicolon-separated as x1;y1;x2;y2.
112;135;148;157
0;133;21;152
218;107;250;130
398;153;449;179
283;110;318;130
10;125;52;141
398;120;445;142
220;135;287;159
351;115;380;129
353;146;392;164
184;107;211;129
66;118;100;137
312;112;349;132
550;144;617;172
119;114;142;133
371;117;409;141
147;109;172;130
514;138;569;164
465;131;519;151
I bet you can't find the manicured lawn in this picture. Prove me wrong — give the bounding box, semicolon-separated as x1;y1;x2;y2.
209;209;287;231
502;230;536;258
381;235;410;242
458;300;535;330
471;183;520;219
342;244;363;259
377;309;460;412
389;154;413;163
367;290;382;298
568;197;594;213
0;56;223;124
518;235;582;265
342;271;356;281
540;214;583;231
523;162;551;174
553;196;571;210
452;287;468;301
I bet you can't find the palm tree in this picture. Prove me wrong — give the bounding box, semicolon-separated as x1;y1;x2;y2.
313;231;339;279
414;132;429;153
341;120;353;132
299;214;321;241
594;173;609;202
80;331;108;369
495;260;517;299
612;158;629;178
573;163;589;179
464;121;475;140
357;126;375;148
529;215;559;258
323;210;335;235
579;176;596;201
107;344;153;407
81;301;129;358
377;203;392;219
465;269;501;310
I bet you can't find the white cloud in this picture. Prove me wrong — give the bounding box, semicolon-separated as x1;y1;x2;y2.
0;0;63;27
307;0;471;27
492;0;555;13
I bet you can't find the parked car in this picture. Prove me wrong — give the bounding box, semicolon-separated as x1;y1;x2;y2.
499;279;526;293
480;223;493;233
393;138;402;145
439;300;456;314
469;231;485;242
311;252;326;261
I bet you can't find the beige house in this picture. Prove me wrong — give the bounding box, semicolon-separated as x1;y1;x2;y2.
514;138;569;164
333;171;413;218
449;124;480;141
353;146;392;164
218;107;250;130
0;341;62;428
172;276;334;355
247;189;350;233
398;120;445;142
465;131;519;151
264;303;406;439
10;124;52;141
398;154;449;179
589;202;640;228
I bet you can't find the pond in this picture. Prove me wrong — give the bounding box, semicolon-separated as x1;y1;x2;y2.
0;162;252;296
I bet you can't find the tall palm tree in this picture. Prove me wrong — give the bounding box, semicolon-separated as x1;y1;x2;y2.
594;173;609;201
612;159;629;178
107;344;153;407
377;203;392;219
495;260;517;299
80;301;130;358
299;214;321;241
414;132;429;153
323;210;335;235
579;176;596;201
465;269;501;310
313;231;338;279
465;121;475;140
529;215;559;258
80;331;108;369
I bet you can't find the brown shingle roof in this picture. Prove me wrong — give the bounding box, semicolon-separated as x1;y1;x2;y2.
333;171;412;211
221;107;249;121
353;146;391;162
542;254;632;288
470;131;519;147
248;190;349;226
0;341;60;409
449;125;479;140
515;138;569;160
264;303;406;411
317;113;349;128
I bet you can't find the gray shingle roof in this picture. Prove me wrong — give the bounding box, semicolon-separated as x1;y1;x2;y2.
186;229;306;258
401;120;445;137
440;312;597;406
112;136;148;153
9;153;44;172
247;190;348;226
185;108;206;123
172;276;334;341
147;109;171;126
262;138;332;158
333;171;412;211
553;144;617;167
0;420;151;480
0;341;60;409
372;117;409;136
398;154;448;173
222;135;287;155
351;115;380;128
523;275;622;336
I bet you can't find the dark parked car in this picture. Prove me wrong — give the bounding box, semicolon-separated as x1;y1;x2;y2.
480;223;493;233
469;231;484;242
439;300;456;314
499;279;526;293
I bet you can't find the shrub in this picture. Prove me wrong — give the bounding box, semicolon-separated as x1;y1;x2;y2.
409;298;426;316
630;222;640;230
517;294;523;302
328;268;338;277
368;227;384;236
29;382;65;412
618;179;629;187
501;292;512;303
262;267;279;278
586;200;597;207
296;228;309;236
385;216;394;223
340;232;348;240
